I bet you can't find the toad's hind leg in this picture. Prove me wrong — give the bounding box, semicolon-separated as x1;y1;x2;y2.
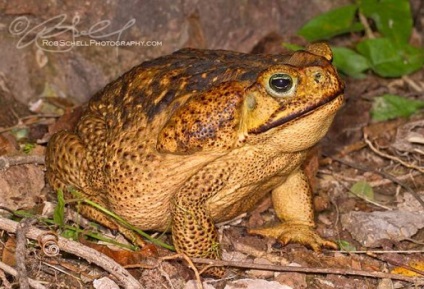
45;131;145;247
170;167;230;276
45;131;90;192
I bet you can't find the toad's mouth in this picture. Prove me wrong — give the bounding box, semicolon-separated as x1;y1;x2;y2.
249;93;344;134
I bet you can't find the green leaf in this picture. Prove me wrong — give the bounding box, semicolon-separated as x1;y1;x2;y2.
80;197;175;251
350;181;374;200
358;0;412;44
356;38;424;77
282;43;303;51
22;143;35;154
338;240;356;252
61;229;78;240
11;128;28;141
371;94;424;121
53;189;65;228
12;210;35;219
332;46;370;78
298;4;363;42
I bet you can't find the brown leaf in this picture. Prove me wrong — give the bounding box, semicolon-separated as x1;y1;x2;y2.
47;106;84;136
0;133;19;156
83;241;158;266
2;236;16;267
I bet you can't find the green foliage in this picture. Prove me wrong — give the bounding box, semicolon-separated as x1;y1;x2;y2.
350;181;374;200
282;43;304;51
53;189;65;228
22;143;35;154
357;38;424;77
297;0;424;78
298;5;363;42
332;47;370;78
71;193;175;251
7;204;138;250
359;0;412;44
11;128;28;141
338;240;357;252
371;94;424;121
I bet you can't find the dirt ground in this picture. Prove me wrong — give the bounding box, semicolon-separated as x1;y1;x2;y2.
0;1;423;288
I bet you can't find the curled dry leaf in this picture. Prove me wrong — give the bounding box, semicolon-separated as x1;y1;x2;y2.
38;232;60;257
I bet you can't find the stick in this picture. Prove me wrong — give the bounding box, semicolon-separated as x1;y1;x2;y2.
0;216;143;289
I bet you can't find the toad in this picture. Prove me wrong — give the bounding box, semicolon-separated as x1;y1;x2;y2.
46;43;344;271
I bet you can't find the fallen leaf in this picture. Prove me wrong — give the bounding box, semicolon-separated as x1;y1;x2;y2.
2;236;16;267
350;181;374;200
391;261;424;277
83;241;158;266
224;278;293;289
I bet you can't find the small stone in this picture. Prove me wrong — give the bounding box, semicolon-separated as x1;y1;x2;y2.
184;280;216;289
247;257;275;278
275;272;307;288
224;278;293;289
93;277;119;289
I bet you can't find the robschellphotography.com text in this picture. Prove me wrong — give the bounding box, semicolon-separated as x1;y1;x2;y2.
8;14;164;52
42;39;162;47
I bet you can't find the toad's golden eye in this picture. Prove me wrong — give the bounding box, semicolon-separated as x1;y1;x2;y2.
266;73;296;97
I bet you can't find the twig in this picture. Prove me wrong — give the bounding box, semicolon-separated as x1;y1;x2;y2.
345;182;392;210
0;261;46;289
364;132;424;174
328;155;424;210
402;75;424;93
158;264;176;289
0;268;12;289
42;261;80;280
0;114;59;134
191;258;423;284
366;252;424;276
336;250;424;254
0;216;143;289
16;218;36;289
161;254;203;289
404;238;424;246
358;12;375;39
368;171;421;188
0;155;45;170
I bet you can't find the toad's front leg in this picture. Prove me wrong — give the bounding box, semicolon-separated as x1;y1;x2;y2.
249;169;337;251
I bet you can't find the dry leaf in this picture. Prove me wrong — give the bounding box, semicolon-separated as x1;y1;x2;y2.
2;236;16;267
391;261;424;277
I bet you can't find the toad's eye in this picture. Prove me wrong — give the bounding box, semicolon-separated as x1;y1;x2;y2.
267;73;296;97
269;74;292;92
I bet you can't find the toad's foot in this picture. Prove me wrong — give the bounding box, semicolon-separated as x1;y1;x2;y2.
248;222;337;252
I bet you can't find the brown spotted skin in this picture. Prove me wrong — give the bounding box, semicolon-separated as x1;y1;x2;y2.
45;43;344;270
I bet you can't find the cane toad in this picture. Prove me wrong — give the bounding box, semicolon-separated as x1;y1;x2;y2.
46;43;344;269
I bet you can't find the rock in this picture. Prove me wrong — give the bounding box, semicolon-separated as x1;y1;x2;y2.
184;280;215;289
341;211;424;247
247;257;275;278
93;277;119;289
224;278;293;289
